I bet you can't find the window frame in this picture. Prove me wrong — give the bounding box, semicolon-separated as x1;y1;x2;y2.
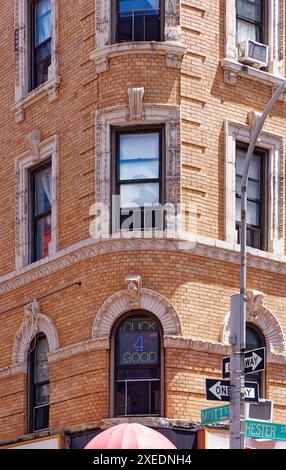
29;0;52;92
112;0;165;44
29;159;52;264
111;125;165;233
235;142;268;251
236;0;266;45
27;334;50;433
110;311;164;418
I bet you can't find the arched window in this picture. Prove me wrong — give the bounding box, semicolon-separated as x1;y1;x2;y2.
113;312;162;416
28;334;50;432
246;324;266;398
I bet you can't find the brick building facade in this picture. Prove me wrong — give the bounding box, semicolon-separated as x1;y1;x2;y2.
0;0;286;449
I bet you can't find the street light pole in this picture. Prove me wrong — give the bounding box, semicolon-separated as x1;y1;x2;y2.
230;80;286;449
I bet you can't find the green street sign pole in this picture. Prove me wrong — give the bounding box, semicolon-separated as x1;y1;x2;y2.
245;420;286;441
201;405;230;425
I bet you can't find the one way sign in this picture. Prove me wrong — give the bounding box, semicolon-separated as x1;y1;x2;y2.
206;379;259;403
222;347;265;379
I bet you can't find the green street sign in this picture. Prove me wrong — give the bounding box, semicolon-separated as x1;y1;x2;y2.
201;405;230;425
245;420;286;441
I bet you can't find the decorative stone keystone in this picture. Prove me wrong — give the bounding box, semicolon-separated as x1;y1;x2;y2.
125;275;142;309
246;289;265;318
128;87;145;120
26;130;41;161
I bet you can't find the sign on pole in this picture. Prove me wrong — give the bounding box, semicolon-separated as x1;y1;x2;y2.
201;404;230;425
205;379;259;403
245;420;286;441
222;347;265;379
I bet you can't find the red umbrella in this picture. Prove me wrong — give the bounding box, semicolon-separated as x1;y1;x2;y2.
84;423;176;449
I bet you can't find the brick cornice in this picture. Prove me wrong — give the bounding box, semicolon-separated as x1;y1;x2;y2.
2;236;286;295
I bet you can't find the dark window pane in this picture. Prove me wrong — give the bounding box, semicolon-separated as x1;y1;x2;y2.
35;337;50;383
34;405;49;431
117;367;160;380
127;381;150;414
117;0;161;42
151;380;160;414
236;0;262;23
36;383;50;405
116;381;126;415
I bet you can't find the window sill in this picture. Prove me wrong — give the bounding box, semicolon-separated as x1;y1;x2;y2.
90;42;187;74
221;58;286;94
12;76;61;123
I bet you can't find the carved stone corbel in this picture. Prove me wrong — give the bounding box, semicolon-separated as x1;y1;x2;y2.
125;275;142;309
246;289;265;318
128;87;145;120
224;70;238;85
26;130;41;161
247;111;262;134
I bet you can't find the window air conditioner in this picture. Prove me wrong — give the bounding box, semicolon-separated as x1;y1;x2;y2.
238;39;269;68
245;400;274;422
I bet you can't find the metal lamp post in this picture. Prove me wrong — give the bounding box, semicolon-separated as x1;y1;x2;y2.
230;80;286;449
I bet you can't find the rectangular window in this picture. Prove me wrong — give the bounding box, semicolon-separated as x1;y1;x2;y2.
113;127;164;232
29;162;52;262
30;0;52;90
236;0;265;44
235;143;267;250
116;0;162;42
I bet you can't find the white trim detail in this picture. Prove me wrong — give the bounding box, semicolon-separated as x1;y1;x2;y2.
15;135;59;269
13;0;60;122
223;0;284;85
224;121;284;255
96;104;181;209
92;288;182;339
12;301;59;367
220;299;286;357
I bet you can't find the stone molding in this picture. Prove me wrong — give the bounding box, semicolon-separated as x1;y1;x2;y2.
224;121;284;255
4;236;286;296
12;300;59;366
15;135;59;270
90;42;187;73
47;338;109;363
224;0;284;82
93;288;182;338
220;291;286;356
128;87;144;120
3;332;285;378
221;59;286;91
13;0;60;122
96;104;181;210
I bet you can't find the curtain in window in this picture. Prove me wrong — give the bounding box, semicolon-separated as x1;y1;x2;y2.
41;169;52;206
35;0;51;46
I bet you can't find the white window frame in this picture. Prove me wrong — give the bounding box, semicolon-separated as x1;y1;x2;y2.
225;121;284;255
15;135;59;270
13;0;60;123
223;0;284;85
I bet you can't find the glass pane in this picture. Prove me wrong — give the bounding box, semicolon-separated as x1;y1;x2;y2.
120;183;159;208
236;196;241;223
117;367;160;380
35;0;51;46
236;148;261;180
36;383;50;405
246;326;262;350
116;381;126;415
119;133;159;180
127;380;150;414
118;11;133;42
246;227;261;248
34;166;52;216
248;179;260;199
247;200;260;226
237;18;258;43
34;405;49;431
236;0;262;22
119;1;160;12
35;337;50;383
117;318;159;366
36;215;51;260
151;380;160;414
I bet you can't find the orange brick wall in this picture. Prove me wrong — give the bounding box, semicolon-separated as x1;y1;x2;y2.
0;0;286;445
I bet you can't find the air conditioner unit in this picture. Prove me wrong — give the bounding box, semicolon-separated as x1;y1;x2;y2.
245;400;274;422
238;39;269;68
